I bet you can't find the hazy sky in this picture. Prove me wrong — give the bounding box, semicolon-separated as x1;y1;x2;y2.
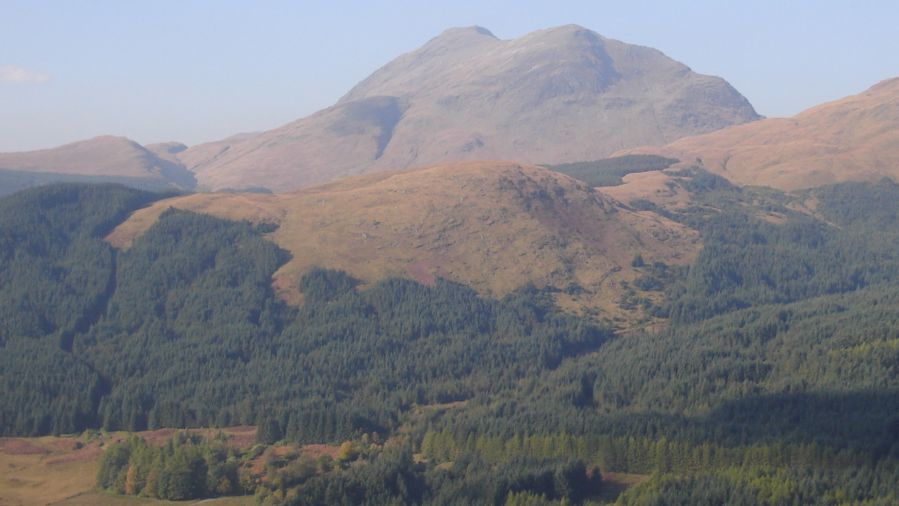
2;0;898;151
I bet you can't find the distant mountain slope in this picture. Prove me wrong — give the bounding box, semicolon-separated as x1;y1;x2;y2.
622;77;899;190
144;141;188;165
180;25;759;191
0;168;184;198
108;161;699;324
0;136;196;191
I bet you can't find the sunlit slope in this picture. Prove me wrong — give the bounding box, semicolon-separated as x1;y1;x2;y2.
622;77;899;190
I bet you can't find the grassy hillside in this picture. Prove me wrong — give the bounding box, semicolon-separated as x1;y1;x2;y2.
106;161;700;327
621;77;899;191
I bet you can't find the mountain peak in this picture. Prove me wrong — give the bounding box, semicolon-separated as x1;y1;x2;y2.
421;25;498;51
867;76;899;93
436;25;496;39
535;23;595;37
76;135;143;149
429;24;600;51
184;24;760;191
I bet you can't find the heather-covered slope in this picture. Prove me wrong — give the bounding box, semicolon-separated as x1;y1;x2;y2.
108;161;700;323
623;77;899;190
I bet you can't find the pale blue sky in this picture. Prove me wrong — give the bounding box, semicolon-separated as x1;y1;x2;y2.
2;0;897;151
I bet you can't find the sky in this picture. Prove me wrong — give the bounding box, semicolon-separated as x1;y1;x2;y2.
2;0;898;152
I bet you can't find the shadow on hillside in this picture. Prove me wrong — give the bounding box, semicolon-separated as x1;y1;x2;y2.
591;390;899;456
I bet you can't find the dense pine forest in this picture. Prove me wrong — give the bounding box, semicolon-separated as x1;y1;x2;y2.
1;178;898;504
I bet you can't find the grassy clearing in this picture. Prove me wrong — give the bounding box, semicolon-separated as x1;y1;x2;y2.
52;492;254;505
0;428;259;506
595;472;650;503
0;436;99;506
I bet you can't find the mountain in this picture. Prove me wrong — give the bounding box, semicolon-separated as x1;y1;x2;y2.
179;25;759;191
621;77;899;190
0;136;196;191
107;161;699;323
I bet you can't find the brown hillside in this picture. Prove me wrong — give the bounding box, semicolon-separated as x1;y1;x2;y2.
108;161;699;324
179;25;758;192
622;77;899;190
601;170;693;210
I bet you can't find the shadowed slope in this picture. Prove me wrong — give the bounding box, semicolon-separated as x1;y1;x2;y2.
182;96;406;191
